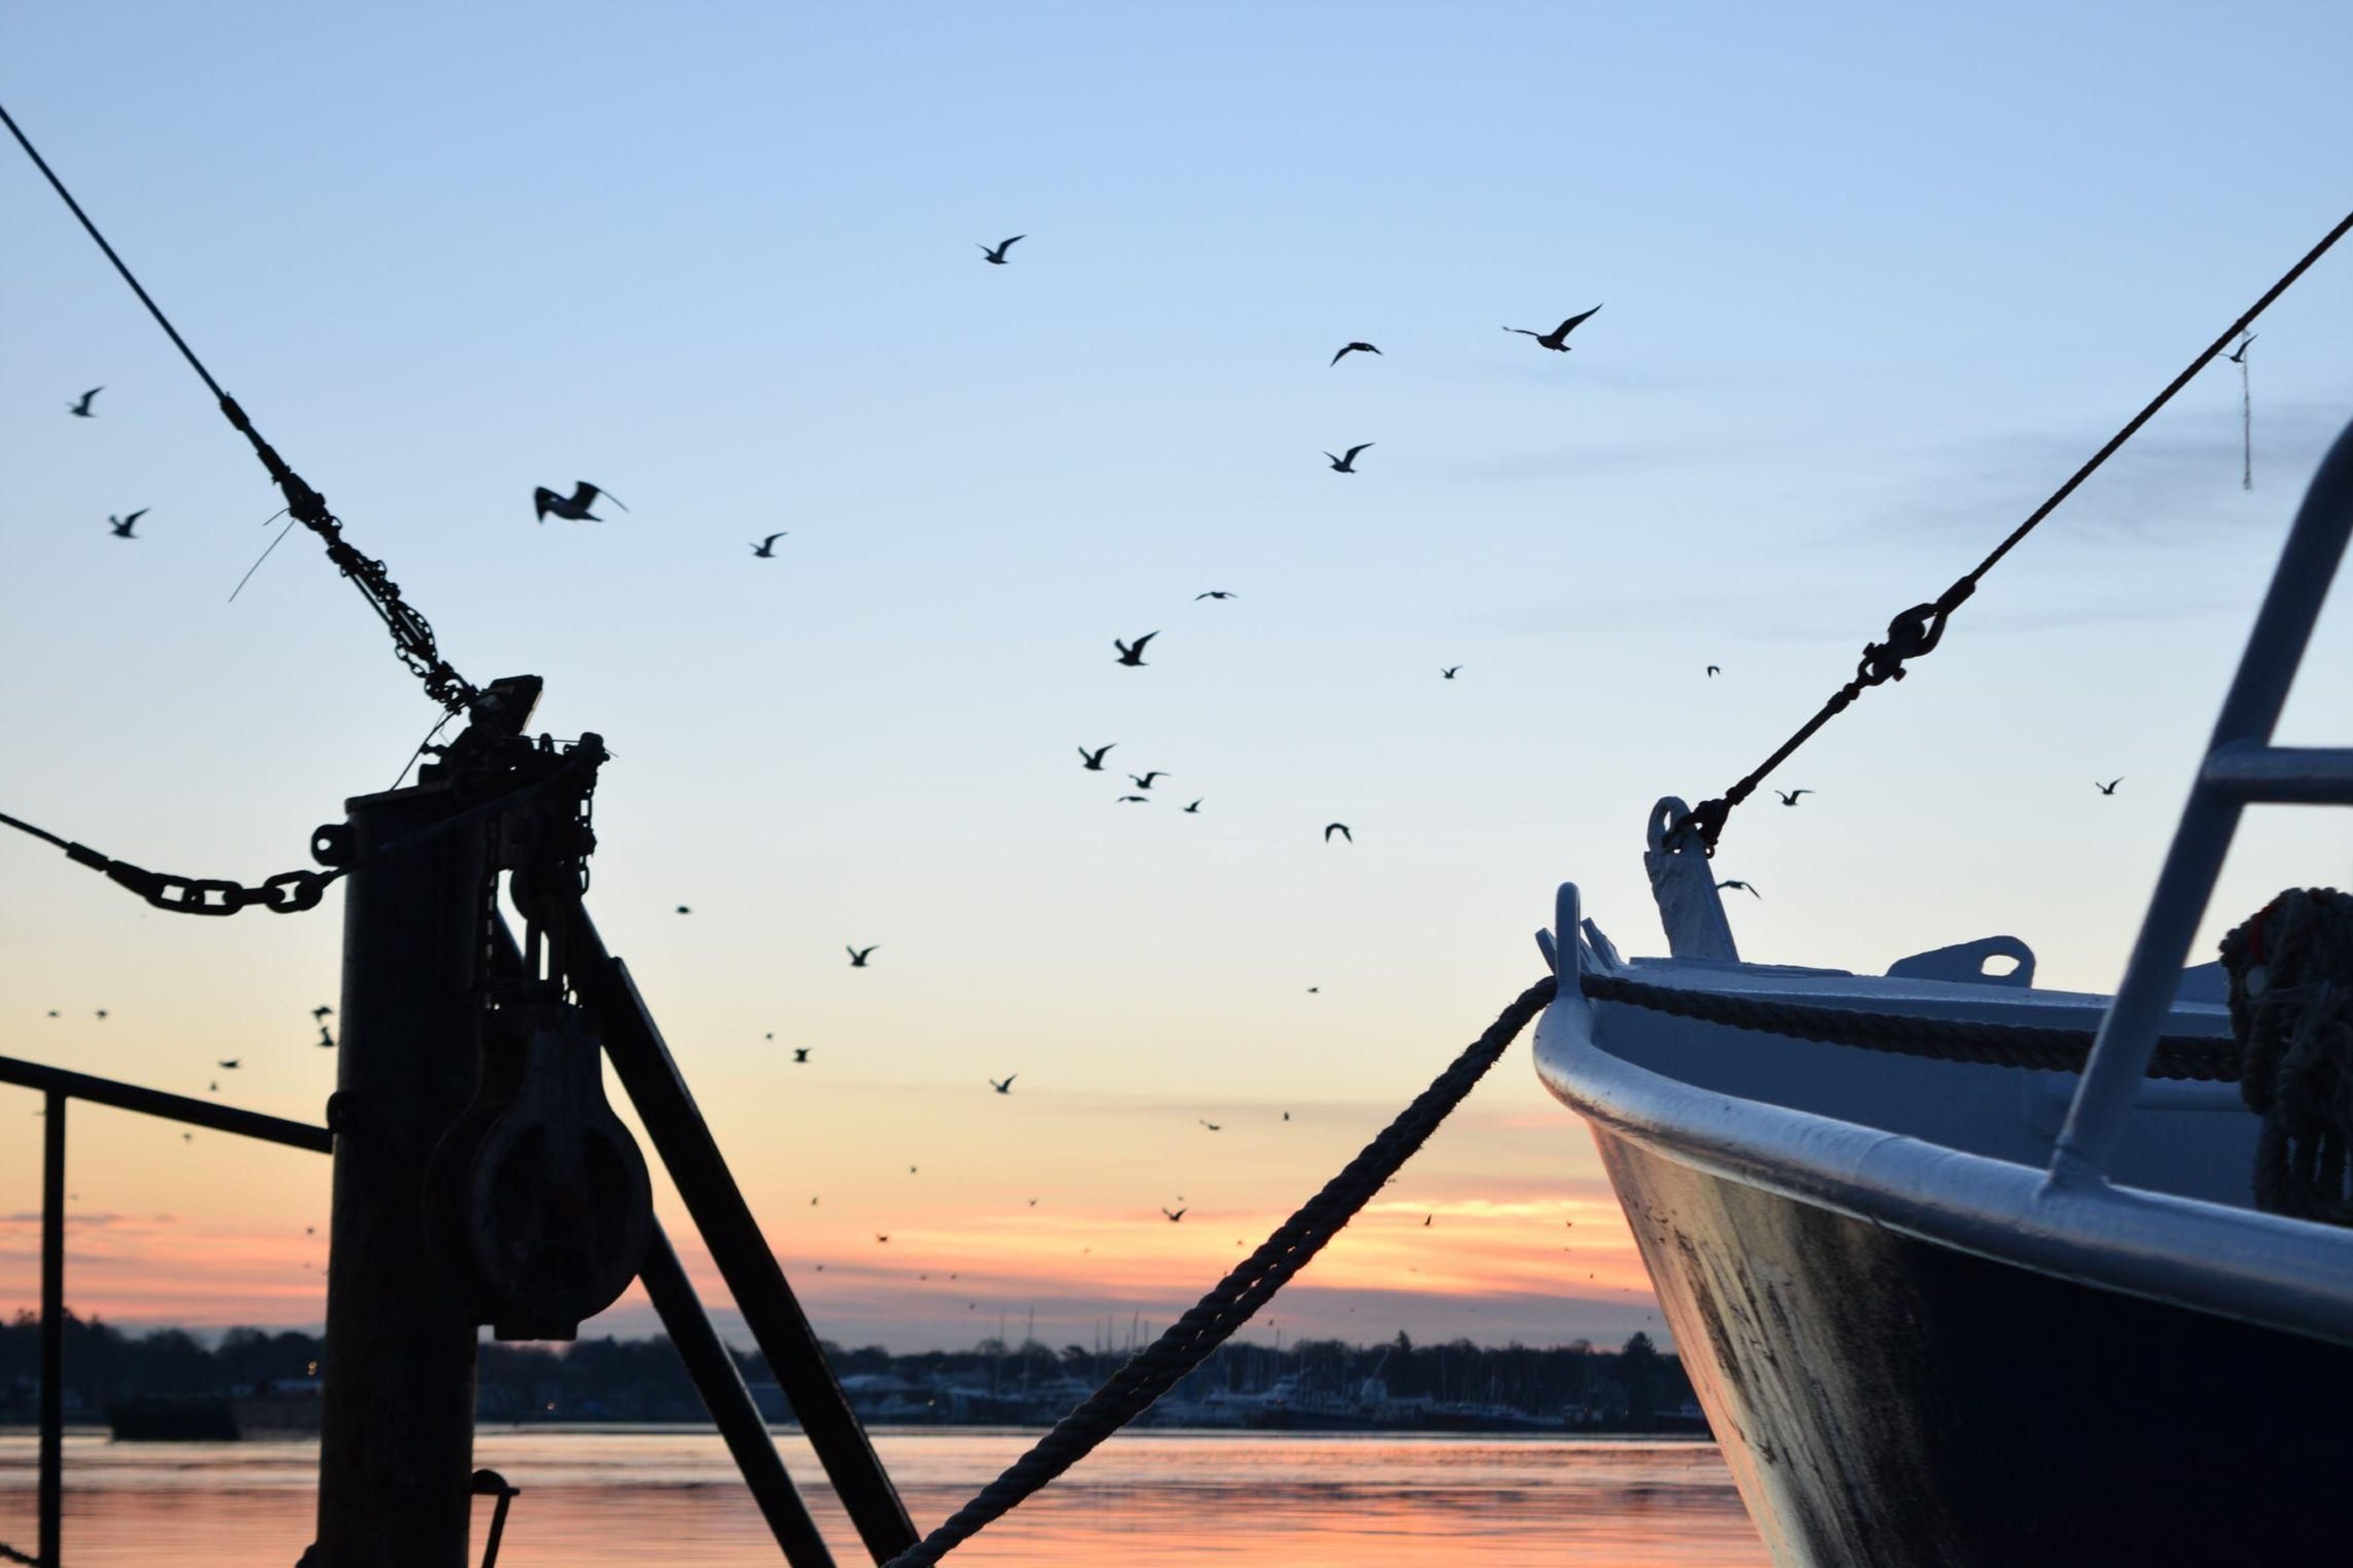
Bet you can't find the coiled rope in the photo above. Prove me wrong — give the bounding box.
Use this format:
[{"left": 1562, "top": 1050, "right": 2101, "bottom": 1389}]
[
  {"left": 882, "top": 975, "right": 1558, "bottom": 1567},
  {"left": 2222, "top": 888, "right": 2353, "bottom": 1222}
]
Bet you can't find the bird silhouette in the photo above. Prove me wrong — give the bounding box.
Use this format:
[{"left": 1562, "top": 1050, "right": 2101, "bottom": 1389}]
[
  {"left": 1503, "top": 306, "right": 1602, "bottom": 352},
  {"left": 1775, "top": 789, "right": 1813, "bottom": 806},
  {"left": 1183, "top": 800, "right": 1202, "bottom": 813},
  {"left": 108, "top": 509, "right": 148, "bottom": 539},
  {"left": 1199, "top": 1119, "right": 1222, "bottom": 1132},
  {"left": 2227, "top": 335, "right": 2256, "bottom": 365},
  {"left": 1078, "top": 743, "right": 1116, "bottom": 770},
  {"left": 1707, "top": 665, "right": 1721, "bottom": 677},
  {"left": 1306, "top": 986, "right": 1320, "bottom": 994},
  {"left": 978, "top": 235, "right": 1025, "bottom": 264},
  {"left": 1324, "top": 823, "right": 1352, "bottom": 843},
  {"left": 69, "top": 387, "right": 102, "bottom": 418},
  {"left": 793, "top": 1047, "right": 811, "bottom": 1064},
  {"left": 1116, "top": 795, "right": 1150, "bottom": 804},
  {"left": 208, "top": 1081, "right": 219, "bottom": 1094},
  {"left": 989, "top": 1074, "right": 1016, "bottom": 1094},
  {"left": 1330, "top": 342, "right": 1381, "bottom": 366},
  {"left": 317, "top": 1025, "right": 335, "bottom": 1048},
  {"left": 847, "top": 945, "right": 878, "bottom": 967},
  {"left": 751, "top": 532, "right": 787, "bottom": 557},
  {"left": 532, "top": 482, "right": 629, "bottom": 523},
  {"left": 94, "top": 1010, "right": 107, "bottom": 1021},
  {"left": 1423, "top": 1214, "right": 1433, "bottom": 1227},
  {"left": 1441, "top": 666, "right": 1460, "bottom": 680},
  {"left": 2095, "top": 778, "right": 2123, "bottom": 795},
  {"left": 218, "top": 1059, "right": 241, "bottom": 1070},
  {"left": 1195, "top": 590, "right": 1237, "bottom": 600},
  {"left": 312, "top": 1005, "right": 333, "bottom": 1021},
  {"left": 1129, "top": 771, "right": 1169, "bottom": 789},
  {"left": 1716, "top": 879, "right": 1762, "bottom": 899},
  {"left": 1324, "top": 443, "right": 1373, "bottom": 473},
  {"left": 675, "top": 905, "right": 692, "bottom": 915},
  {"left": 1162, "top": 1206, "right": 1187, "bottom": 1222},
  {"left": 875, "top": 1234, "right": 889, "bottom": 1243},
  {"left": 1282, "top": 1112, "right": 1290, "bottom": 1121},
  {"left": 1114, "top": 632, "right": 1158, "bottom": 667}
]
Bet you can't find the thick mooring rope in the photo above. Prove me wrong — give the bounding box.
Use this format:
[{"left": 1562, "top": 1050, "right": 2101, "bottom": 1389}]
[
  {"left": 881, "top": 976, "right": 1558, "bottom": 1568},
  {"left": 2222, "top": 888, "right": 2353, "bottom": 1223},
  {"left": 1579, "top": 972, "right": 2241, "bottom": 1082}
]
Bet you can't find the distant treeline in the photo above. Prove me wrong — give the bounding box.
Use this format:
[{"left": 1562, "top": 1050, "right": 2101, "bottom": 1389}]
[{"left": 1, "top": 1311, "right": 1692, "bottom": 1430}]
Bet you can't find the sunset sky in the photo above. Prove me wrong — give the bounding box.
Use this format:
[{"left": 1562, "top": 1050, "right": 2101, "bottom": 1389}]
[{"left": 4, "top": 3, "right": 2352, "bottom": 1355}]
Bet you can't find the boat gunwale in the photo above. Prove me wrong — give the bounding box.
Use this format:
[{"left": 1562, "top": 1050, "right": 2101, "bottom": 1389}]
[{"left": 1534, "top": 952, "right": 2353, "bottom": 1350}]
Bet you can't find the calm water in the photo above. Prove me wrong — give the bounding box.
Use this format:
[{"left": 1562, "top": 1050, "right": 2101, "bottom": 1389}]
[{"left": 0, "top": 1426, "right": 1768, "bottom": 1566}]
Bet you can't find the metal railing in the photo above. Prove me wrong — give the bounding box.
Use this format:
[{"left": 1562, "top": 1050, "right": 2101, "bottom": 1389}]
[
  {"left": 0, "top": 1053, "right": 332, "bottom": 1568},
  {"left": 2054, "top": 413, "right": 2353, "bottom": 1184}
]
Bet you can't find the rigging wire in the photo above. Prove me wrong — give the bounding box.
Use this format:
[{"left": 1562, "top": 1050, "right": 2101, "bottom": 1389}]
[
  {"left": 1675, "top": 207, "right": 2353, "bottom": 857},
  {"left": 0, "top": 97, "right": 479, "bottom": 716}
]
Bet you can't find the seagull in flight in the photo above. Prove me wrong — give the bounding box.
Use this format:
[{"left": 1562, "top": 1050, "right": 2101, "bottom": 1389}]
[
  {"left": 1503, "top": 306, "right": 1602, "bottom": 352},
  {"left": 2095, "top": 778, "right": 2123, "bottom": 795},
  {"left": 317, "top": 1025, "right": 335, "bottom": 1049},
  {"left": 312, "top": 1005, "right": 333, "bottom": 1021},
  {"left": 108, "top": 509, "right": 148, "bottom": 539},
  {"left": 1183, "top": 800, "right": 1202, "bottom": 813},
  {"left": 1078, "top": 743, "right": 1116, "bottom": 770},
  {"left": 1115, "top": 632, "right": 1158, "bottom": 667},
  {"left": 751, "top": 532, "right": 787, "bottom": 557},
  {"left": 1324, "top": 822, "right": 1352, "bottom": 843},
  {"left": 1195, "top": 590, "right": 1237, "bottom": 600},
  {"left": 1162, "top": 1206, "right": 1187, "bottom": 1222},
  {"left": 1116, "top": 795, "right": 1150, "bottom": 803},
  {"left": 2227, "top": 335, "right": 2256, "bottom": 365},
  {"left": 989, "top": 1074, "right": 1017, "bottom": 1094},
  {"left": 978, "top": 235, "right": 1025, "bottom": 265},
  {"left": 1325, "top": 443, "right": 1374, "bottom": 473},
  {"left": 1129, "top": 771, "right": 1169, "bottom": 789},
  {"left": 875, "top": 1234, "right": 889, "bottom": 1244},
  {"left": 1330, "top": 342, "right": 1381, "bottom": 366},
  {"left": 1707, "top": 665, "right": 1721, "bottom": 677},
  {"left": 1441, "top": 666, "right": 1460, "bottom": 680},
  {"left": 69, "top": 387, "right": 102, "bottom": 418},
  {"left": 675, "top": 905, "right": 692, "bottom": 915},
  {"left": 1199, "top": 1120, "right": 1222, "bottom": 1132},
  {"left": 533, "top": 482, "right": 628, "bottom": 523},
  {"left": 1716, "top": 879, "right": 1762, "bottom": 899},
  {"left": 793, "top": 1047, "right": 811, "bottom": 1064},
  {"left": 847, "top": 945, "right": 878, "bottom": 967},
  {"left": 1775, "top": 789, "right": 1813, "bottom": 806},
  {"left": 218, "top": 1059, "right": 241, "bottom": 1070}
]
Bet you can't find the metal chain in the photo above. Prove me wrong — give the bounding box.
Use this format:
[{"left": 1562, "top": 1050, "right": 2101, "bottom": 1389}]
[
  {"left": 1673, "top": 208, "right": 2353, "bottom": 857},
  {"left": 0, "top": 99, "right": 477, "bottom": 716}
]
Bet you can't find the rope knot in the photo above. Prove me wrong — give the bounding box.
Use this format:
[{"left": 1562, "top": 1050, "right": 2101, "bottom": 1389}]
[{"left": 2222, "top": 887, "right": 2353, "bottom": 1224}]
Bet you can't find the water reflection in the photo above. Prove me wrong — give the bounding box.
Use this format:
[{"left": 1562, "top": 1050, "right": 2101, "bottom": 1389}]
[{"left": 0, "top": 1428, "right": 1766, "bottom": 1566}]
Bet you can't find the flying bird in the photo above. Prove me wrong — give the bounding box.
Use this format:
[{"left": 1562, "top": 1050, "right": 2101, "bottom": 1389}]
[
  {"left": 2227, "top": 335, "right": 2256, "bottom": 365},
  {"left": 978, "top": 235, "right": 1025, "bottom": 264},
  {"left": 989, "top": 1075, "right": 1016, "bottom": 1094},
  {"left": 1078, "top": 743, "right": 1116, "bottom": 770},
  {"left": 1707, "top": 665, "right": 1721, "bottom": 678},
  {"left": 69, "top": 387, "right": 102, "bottom": 418},
  {"left": 1324, "top": 823, "right": 1352, "bottom": 843},
  {"left": 675, "top": 905, "right": 692, "bottom": 915},
  {"left": 875, "top": 1234, "right": 889, "bottom": 1244},
  {"left": 1324, "top": 443, "right": 1373, "bottom": 473},
  {"left": 793, "top": 1047, "right": 811, "bottom": 1064},
  {"left": 218, "top": 1059, "right": 241, "bottom": 1070},
  {"left": 1330, "top": 342, "right": 1381, "bottom": 366},
  {"left": 312, "top": 1005, "right": 333, "bottom": 1021},
  {"left": 1116, "top": 795, "right": 1150, "bottom": 803},
  {"left": 2096, "top": 778, "right": 2123, "bottom": 795},
  {"left": 317, "top": 1025, "right": 335, "bottom": 1049},
  {"left": 751, "top": 532, "right": 787, "bottom": 557},
  {"left": 532, "top": 482, "right": 629, "bottom": 523},
  {"left": 1129, "top": 771, "right": 1169, "bottom": 789},
  {"left": 94, "top": 1010, "right": 107, "bottom": 1021},
  {"left": 1199, "top": 1119, "right": 1222, "bottom": 1132},
  {"left": 1775, "top": 789, "right": 1813, "bottom": 806},
  {"left": 1195, "top": 590, "right": 1237, "bottom": 600},
  {"left": 1441, "top": 666, "right": 1460, "bottom": 680},
  {"left": 108, "top": 509, "right": 148, "bottom": 539},
  {"left": 1162, "top": 1206, "right": 1187, "bottom": 1222},
  {"left": 1183, "top": 800, "right": 1202, "bottom": 813},
  {"left": 1716, "top": 879, "right": 1762, "bottom": 899},
  {"left": 847, "top": 945, "right": 878, "bottom": 967},
  {"left": 1114, "top": 632, "right": 1158, "bottom": 666},
  {"left": 1423, "top": 1214, "right": 1433, "bottom": 1227},
  {"left": 1503, "top": 305, "right": 1602, "bottom": 352},
  {"left": 1306, "top": 986, "right": 1320, "bottom": 994}
]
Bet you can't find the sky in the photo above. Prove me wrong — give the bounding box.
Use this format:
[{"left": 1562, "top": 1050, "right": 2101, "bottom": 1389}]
[{"left": 3, "top": 2, "right": 2352, "bottom": 1356}]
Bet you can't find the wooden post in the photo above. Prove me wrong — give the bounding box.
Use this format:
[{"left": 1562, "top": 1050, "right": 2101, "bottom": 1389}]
[
  {"left": 314, "top": 781, "right": 486, "bottom": 1568},
  {"left": 38, "top": 1089, "right": 63, "bottom": 1568}
]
